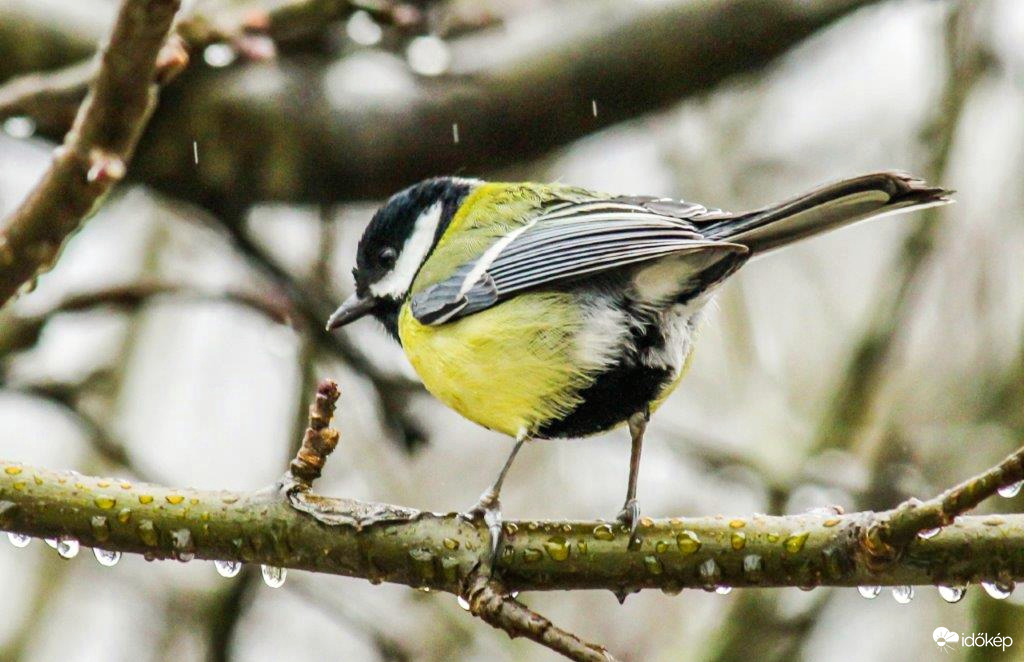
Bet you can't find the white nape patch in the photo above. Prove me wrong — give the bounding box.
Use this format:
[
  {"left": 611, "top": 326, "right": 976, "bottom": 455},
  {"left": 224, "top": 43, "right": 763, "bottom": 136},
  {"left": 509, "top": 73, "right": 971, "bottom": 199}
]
[
  {"left": 575, "top": 304, "right": 631, "bottom": 370},
  {"left": 370, "top": 201, "right": 444, "bottom": 298}
]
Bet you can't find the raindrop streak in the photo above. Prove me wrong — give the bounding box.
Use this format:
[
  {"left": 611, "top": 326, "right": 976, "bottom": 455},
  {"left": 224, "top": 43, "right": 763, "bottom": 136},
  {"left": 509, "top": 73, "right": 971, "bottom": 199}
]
[
  {"left": 457, "top": 596, "right": 470, "bottom": 611},
  {"left": 591, "top": 100, "right": 598, "bottom": 117},
  {"left": 93, "top": 548, "right": 121, "bottom": 567},
  {"left": 56, "top": 537, "right": 79, "bottom": 559},
  {"left": 7, "top": 532, "right": 30, "bottom": 548},
  {"left": 892, "top": 585, "right": 914, "bottom": 604},
  {"left": 215, "top": 560, "right": 242, "bottom": 578},
  {"left": 938, "top": 585, "right": 966, "bottom": 603},
  {"left": 261, "top": 565, "right": 287, "bottom": 588},
  {"left": 452, "top": 123, "right": 459, "bottom": 144},
  {"left": 982, "top": 580, "right": 1014, "bottom": 600},
  {"left": 203, "top": 43, "right": 237, "bottom": 68},
  {"left": 193, "top": 141, "right": 199, "bottom": 164},
  {"left": 857, "top": 585, "right": 881, "bottom": 599},
  {"left": 998, "top": 480, "right": 1023, "bottom": 498},
  {"left": 3, "top": 116, "right": 36, "bottom": 139},
  {"left": 918, "top": 527, "right": 940, "bottom": 540}
]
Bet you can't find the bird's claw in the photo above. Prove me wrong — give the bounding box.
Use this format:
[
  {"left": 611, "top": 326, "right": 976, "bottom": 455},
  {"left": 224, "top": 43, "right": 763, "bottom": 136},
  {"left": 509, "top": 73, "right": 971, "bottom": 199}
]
[
  {"left": 459, "top": 490, "right": 504, "bottom": 562},
  {"left": 617, "top": 498, "right": 641, "bottom": 550}
]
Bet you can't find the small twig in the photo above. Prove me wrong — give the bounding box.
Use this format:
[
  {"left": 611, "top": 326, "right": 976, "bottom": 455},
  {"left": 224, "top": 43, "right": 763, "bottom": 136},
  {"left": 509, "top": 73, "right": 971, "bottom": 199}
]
[
  {"left": 861, "top": 444, "right": 1024, "bottom": 567},
  {"left": 0, "top": 0, "right": 183, "bottom": 307},
  {"left": 288, "top": 379, "right": 341, "bottom": 489},
  {"left": 465, "top": 574, "right": 615, "bottom": 662}
]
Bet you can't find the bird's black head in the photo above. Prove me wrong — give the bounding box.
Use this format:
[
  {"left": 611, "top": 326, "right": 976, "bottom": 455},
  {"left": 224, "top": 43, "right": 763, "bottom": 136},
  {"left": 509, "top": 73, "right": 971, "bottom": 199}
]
[{"left": 326, "top": 177, "right": 479, "bottom": 337}]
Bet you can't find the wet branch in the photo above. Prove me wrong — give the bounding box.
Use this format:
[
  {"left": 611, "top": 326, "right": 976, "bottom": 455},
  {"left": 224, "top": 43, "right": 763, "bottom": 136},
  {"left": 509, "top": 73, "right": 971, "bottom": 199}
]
[
  {"left": 0, "top": 0, "right": 184, "bottom": 307},
  {"left": 3, "top": 383, "right": 1024, "bottom": 661}
]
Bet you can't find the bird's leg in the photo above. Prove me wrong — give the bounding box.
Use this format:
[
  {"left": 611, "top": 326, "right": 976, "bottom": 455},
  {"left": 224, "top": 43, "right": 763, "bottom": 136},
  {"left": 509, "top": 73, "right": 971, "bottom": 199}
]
[
  {"left": 617, "top": 410, "right": 649, "bottom": 548},
  {"left": 461, "top": 432, "right": 529, "bottom": 559}
]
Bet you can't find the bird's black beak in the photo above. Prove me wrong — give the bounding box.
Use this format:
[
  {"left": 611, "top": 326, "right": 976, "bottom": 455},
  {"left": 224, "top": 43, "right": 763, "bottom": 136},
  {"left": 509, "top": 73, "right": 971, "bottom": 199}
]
[{"left": 325, "top": 294, "right": 375, "bottom": 330}]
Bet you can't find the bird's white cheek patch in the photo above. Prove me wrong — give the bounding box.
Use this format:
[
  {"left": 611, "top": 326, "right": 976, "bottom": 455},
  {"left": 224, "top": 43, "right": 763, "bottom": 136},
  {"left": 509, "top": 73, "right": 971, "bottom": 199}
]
[{"left": 370, "top": 201, "right": 443, "bottom": 298}]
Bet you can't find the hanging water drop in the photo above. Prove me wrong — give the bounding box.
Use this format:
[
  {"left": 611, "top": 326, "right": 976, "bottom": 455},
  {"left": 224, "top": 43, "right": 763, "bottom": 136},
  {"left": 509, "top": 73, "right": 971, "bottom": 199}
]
[
  {"left": 457, "top": 595, "right": 470, "bottom": 611},
  {"left": 982, "top": 580, "right": 1014, "bottom": 600},
  {"left": 938, "top": 585, "right": 966, "bottom": 603},
  {"left": 93, "top": 548, "right": 121, "bottom": 567},
  {"left": 56, "top": 537, "right": 79, "bottom": 559},
  {"left": 44, "top": 537, "right": 58, "bottom": 549},
  {"left": 998, "top": 480, "right": 1023, "bottom": 498},
  {"left": 7, "top": 532, "right": 30, "bottom": 548},
  {"left": 892, "top": 585, "right": 914, "bottom": 604},
  {"left": 215, "top": 560, "right": 242, "bottom": 578},
  {"left": 714, "top": 585, "right": 732, "bottom": 595},
  {"left": 261, "top": 564, "right": 287, "bottom": 588},
  {"left": 857, "top": 585, "right": 881, "bottom": 599}
]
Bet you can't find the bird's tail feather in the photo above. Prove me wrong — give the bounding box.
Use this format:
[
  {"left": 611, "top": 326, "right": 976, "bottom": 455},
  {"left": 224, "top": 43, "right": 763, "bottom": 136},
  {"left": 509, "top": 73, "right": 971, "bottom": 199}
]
[{"left": 700, "top": 172, "right": 953, "bottom": 255}]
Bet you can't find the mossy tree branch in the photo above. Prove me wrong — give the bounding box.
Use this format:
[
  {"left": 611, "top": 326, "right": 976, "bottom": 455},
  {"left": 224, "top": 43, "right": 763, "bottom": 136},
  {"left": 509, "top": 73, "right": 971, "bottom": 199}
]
[{"left": 2, "top": 381, "right": 1024, "bottom": 661}]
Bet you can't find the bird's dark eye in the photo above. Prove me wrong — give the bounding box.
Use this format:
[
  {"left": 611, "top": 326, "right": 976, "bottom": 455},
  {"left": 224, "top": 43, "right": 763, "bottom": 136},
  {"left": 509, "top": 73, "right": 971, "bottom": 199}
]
[{"left": 377, "top": 246, "right": 397, "bottom": 268}]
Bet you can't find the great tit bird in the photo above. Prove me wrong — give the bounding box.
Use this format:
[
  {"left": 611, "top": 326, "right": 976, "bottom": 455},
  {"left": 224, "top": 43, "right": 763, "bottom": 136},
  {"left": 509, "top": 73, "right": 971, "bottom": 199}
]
[{"left": 327, "top": 172, "right": 950, "bottom": 546}]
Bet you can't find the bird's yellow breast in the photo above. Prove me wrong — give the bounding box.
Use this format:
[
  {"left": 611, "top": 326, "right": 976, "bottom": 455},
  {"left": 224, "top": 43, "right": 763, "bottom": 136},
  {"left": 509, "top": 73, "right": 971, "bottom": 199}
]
[{"left": 398, "top": 292, "right": 598, "bottom": 437}]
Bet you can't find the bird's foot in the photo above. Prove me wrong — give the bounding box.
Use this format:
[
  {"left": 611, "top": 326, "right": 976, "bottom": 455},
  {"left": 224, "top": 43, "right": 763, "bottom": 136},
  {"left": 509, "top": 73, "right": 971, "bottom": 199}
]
[
  {"left": 459, "top": 489, "right": 504, "bottom": 563},
  {"left": 616, "top": 498, "right": 641, "bottom": 550}
]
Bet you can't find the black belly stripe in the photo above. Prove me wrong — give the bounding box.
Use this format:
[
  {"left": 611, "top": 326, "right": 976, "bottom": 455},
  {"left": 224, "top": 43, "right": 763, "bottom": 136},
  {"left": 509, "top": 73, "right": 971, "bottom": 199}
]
[{"left": 537, "top": 363, "right": 673, "bottom": 439}]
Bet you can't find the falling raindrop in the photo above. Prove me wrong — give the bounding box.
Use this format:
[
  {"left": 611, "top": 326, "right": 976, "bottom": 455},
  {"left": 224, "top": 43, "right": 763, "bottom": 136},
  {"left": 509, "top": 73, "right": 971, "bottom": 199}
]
[
  {"left": 918, "top": 527, "right": 940, "bottom": 539},
  {"left": 346, "top": 10, "right": 383, "bottom": 46},
  {"left": 892, "top": 585, "right": 914, "bottom": 604},
  {"left": 982, "top": 580, "right": 1014, "bottom": 600},
  {"left": 261, "top": 564, "right": 287, "bottom": 588},
  {"left": 857, "top": 585, "right": 881, "bottom": 599},
  {"left": 998, "top": 480, "right": 1023, "bottom": 498},
  {"left": 215, "top": 560, "right": 242, "bottom": 578},
  {"left": 3, "top": 116, "right": 36, "bottom": 139},
  {"left": 56, "top": 537, "right": 79, "bottom": 559},
  {"left": 457, "top": 595, "right": 470, "bottom": 611},
  {"left": 406, "top": 36, "right": 451, "bottom": 76},
  {"left": 93, "top": 548, "right": 121, "bottom": 567},
  {"left": 7, "top": 532, "right": 30, "bottom": 548},
  {"left": 203, "top": 43, "right": 237, "bottom": 68},
  {"left": 452, "top": 123, "right": 459, "bottom": 144},
  {"left": 591, "top": 100, "right": 598, "bottom": 117},
  {"left": 938, "top": 585, "right": 966, "bottom": 603}
]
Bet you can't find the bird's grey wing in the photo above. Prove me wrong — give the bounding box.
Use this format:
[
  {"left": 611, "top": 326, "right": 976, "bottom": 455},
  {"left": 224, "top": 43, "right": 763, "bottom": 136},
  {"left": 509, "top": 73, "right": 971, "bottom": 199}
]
[{"left": 410, "top": 198, "right": 746, "bottom": 325}]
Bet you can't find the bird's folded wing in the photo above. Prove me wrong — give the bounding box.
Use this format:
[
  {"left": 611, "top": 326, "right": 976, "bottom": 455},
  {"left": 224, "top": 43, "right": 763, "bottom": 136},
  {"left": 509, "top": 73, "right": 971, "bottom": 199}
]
[{"left": 410, "top": 199, "right": 746, "bottom": 325}]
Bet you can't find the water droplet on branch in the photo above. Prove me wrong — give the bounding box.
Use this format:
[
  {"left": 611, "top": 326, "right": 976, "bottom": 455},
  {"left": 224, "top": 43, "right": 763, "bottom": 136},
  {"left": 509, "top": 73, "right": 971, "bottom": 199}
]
[
  {"left": 261, "top": 565, "right": 287, "bottom": 588},
  {"left": 982, "top": 580, "right": 1014, "bottom": 600},
  {"left": 938, "top": 585, "right": 966, "bottom": 603},
  {"left": 998, "top": 480, "right": 1023, "bottom": 498},
  {"left": 56, "top": 537, "right": 79, "bottom": 559},
  {"left": 93, "top": 548, "right": 121, "bottom": 567},
  {"left": 7, "top": 532, "right": 30, "bottom": 548},
  {"left": 215, "top": 560, "right": 242, "bottom": 578},
  {"left": 857, "top": 585, "right": 881, "bottom": 599},
  {"left": 892, "top": 585, "right": 914, "bottom": 604}
]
